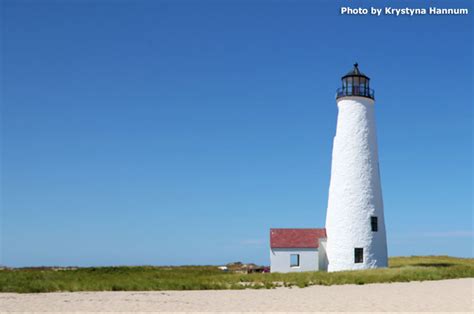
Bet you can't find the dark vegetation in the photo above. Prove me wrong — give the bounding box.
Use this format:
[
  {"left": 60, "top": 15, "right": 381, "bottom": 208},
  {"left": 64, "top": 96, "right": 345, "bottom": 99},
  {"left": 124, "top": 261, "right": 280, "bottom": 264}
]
[{"left": 0, "top": 256, "right": 472, "bottom": 293}]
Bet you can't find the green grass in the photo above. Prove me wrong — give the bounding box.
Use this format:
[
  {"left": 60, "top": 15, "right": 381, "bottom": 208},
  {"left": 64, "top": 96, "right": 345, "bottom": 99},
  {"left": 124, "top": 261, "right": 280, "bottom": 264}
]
[{"left": 0, "top": 256, "right": 472, "bottom": 293}]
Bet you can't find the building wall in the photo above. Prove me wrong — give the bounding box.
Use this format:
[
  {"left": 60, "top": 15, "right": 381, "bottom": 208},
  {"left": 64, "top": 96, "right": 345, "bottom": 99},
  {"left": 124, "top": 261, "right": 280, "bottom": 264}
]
[
  {"left": 318, "top": 239, "right": 328, "bottom": 271},
  {"left": 270, "top": 248, "right": 319, "bottom": 273},
  {"left": 325, "top": 96, "right": 388, "bottom": 272}
]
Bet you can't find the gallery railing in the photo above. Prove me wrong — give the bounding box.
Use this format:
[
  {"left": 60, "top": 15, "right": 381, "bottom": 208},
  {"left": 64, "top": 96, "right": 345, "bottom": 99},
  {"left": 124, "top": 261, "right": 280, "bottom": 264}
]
[{"left": 336, "top": 87, "right": 375, "bottom": 100}]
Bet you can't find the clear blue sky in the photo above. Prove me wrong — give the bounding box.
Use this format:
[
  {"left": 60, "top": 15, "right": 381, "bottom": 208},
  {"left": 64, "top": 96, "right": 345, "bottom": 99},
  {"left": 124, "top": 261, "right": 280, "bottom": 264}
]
[{"left": 1, "top": 0, "right": 472, "bottom": 267}]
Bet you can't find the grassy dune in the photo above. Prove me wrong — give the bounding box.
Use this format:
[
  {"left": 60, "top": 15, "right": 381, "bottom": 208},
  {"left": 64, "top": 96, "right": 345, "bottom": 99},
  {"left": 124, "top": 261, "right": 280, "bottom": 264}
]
[{"left": 0, "top": 256, "right": 472, "bottom": 293}]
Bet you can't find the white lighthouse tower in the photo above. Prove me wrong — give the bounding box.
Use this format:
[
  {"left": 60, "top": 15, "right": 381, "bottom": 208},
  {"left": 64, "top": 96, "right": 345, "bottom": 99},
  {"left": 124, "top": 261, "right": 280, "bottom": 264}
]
[{"left": 325, "top": 63, "right": 388, "bottom": 272}]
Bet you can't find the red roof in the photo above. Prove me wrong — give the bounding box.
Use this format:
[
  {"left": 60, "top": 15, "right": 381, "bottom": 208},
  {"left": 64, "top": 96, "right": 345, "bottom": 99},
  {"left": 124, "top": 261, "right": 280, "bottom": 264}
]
[{"left": 270, "top": 228, "right": 326, "bottom": 249}]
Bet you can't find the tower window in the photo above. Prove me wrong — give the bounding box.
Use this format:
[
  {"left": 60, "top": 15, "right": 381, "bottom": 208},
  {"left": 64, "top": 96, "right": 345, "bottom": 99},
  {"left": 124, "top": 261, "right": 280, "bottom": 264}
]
[
  {"left": 354, "top": 248, "right": 363, "bottom": 263},
  {"left": 371, "top": 216, "right": 378, "bottom": 232},
  {"left": 290, "top": 254, "right": 300, "bottom": 267}
]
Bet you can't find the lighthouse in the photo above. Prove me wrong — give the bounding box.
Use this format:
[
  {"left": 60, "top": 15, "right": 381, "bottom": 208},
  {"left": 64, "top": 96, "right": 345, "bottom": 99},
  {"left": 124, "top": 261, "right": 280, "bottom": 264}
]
[{"left": 325, "top": 63, "right": 388, "bottom": 272}]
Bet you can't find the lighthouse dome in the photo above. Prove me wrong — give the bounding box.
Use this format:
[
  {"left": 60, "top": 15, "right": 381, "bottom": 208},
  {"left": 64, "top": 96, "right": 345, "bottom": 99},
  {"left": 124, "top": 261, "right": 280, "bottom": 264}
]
[{"left": 342, "top": 62, "right": 369, "bottom": 79}]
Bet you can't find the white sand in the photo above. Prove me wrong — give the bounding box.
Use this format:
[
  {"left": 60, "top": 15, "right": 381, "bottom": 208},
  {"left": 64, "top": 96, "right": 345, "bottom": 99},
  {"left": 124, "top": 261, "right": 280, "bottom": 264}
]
[{"left": 0, "top": 278, "right": 472, "bottom": 313}]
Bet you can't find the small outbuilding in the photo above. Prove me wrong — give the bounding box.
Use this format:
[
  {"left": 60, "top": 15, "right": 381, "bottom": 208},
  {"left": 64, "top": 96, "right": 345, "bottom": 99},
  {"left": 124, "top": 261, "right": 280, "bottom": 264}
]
[{"left": 270, "top": 228, "right": 328, "bottom": 273}]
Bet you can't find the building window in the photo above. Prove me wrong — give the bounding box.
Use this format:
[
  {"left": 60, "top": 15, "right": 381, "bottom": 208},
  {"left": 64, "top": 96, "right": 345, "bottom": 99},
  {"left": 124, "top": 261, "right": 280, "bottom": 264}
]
[
  {"left": 371, "top": 216, "right": 378, "bottom": 232},
  {"left": 290, "top": 254, "right": 300, "bottom": 267},
  {"left": 354, "top": 248, "right": 363, "bottom": 263}
]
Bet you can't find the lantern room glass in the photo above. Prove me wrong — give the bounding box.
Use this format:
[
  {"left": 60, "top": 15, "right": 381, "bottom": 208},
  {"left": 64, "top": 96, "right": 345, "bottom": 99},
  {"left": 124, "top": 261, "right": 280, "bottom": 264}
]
[
  {"left": 342, "top": 76, "right": 369, "bottom": 94},
  {"left": 337, "top": 64, "right": 374, "bottom": 100}
]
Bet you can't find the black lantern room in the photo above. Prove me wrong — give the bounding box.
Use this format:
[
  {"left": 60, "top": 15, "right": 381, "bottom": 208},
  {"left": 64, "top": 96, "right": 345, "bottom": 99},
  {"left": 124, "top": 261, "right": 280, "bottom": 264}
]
[{"left": 336, "top": 63, "right": 375, "bottom": 100}]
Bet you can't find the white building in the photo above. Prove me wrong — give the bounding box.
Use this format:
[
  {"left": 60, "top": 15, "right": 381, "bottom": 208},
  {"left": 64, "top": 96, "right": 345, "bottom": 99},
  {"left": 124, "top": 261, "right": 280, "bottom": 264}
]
[
  {"left": 270, "top": 228, "right": 328, "bottom": 273},
  {"left": 325, "top": 63, "right": 388, "bottom": 272},
  {"left": 269, "top": 64, "right": 388, "bottom": 273}
]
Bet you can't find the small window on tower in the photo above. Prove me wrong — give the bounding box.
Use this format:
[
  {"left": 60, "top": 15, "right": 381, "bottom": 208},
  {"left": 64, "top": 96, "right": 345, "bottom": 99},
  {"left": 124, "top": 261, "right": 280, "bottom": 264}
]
[
  {"left": 354, "top": 248, "right": 363, "bottom": 263},
  {"left": 290, "top": 254, "right": 300, "bottom": 267},
  {"left": 371, "top": 216, "right": 378, "bottom": 232}
]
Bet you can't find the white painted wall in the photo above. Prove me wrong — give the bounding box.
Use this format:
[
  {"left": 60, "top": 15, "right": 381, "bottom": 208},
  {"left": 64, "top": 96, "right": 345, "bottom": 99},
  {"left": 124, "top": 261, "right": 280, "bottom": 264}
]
[
  {"left": 318, "top": 239, "right": 328, "bottom": 271},
  {"left": 270, "top": 248, "right": 319, "bottom": 273},
  {"left": 325, "top": 96, "right": 388, "bottom": 272}
]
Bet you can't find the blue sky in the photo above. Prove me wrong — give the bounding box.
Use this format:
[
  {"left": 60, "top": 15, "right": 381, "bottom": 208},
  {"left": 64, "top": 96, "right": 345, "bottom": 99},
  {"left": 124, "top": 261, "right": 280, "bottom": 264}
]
[{"left": 1, "top": 0, "right": 472, "bottom": 267}]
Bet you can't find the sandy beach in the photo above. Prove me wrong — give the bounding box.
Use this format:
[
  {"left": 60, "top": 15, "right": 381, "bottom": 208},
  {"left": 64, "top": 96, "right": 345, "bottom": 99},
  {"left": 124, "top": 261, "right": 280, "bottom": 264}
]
[{"left": 0, "top": 278, "right": 472, "bottom": 312}]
